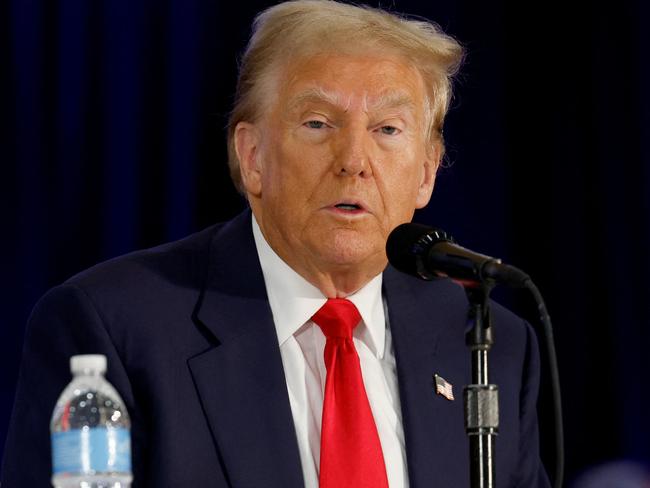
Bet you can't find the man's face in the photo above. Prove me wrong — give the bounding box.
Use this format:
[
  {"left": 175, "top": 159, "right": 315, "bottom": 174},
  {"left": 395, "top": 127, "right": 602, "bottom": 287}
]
[{"left": 236, "top": 52, "right": 437, "bottom": 287}]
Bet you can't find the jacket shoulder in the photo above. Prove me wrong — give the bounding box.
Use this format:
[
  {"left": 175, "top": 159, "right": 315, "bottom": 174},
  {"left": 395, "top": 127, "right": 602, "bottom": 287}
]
[{"left": 64, "top": 222, "right": 223, "bottom": 295}]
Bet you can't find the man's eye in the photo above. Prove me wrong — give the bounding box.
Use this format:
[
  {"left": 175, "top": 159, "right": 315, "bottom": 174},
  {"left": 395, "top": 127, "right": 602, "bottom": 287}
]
[
  {"left": 379, "top": 125, "right": 399, "bottom": 135},
  {"left": 305, "top": 120, "right": 327, "bottom": 129}
]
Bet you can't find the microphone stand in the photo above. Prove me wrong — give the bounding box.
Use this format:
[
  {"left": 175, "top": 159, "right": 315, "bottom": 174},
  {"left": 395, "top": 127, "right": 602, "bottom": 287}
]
[{"left": 463, "top": 282, "right": 499, "bottom": 488}]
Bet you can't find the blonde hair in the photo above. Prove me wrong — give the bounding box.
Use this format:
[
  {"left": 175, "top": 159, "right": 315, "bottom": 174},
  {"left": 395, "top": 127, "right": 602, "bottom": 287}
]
[{"left": 227, "top": 0, "right": 464, "bottom": 193}]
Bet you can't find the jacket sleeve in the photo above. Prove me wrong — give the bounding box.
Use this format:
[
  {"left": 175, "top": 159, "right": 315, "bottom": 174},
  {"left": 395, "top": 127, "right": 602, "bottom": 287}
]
[
  {"left": 0, "top": 283, "right": 144, "bottom": 486},
  {"left": 512, "top": 320, "right": 553, "bottom": 488}
]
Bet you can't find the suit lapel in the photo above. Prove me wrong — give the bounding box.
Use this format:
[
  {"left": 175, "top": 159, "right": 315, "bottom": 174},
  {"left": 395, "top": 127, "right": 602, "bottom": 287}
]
[
  {"left": 384, "top": 267, "right": 472, "bottom": 488},
  {"left": 188, "top": 211, "right": 304, "bottom": 488}
]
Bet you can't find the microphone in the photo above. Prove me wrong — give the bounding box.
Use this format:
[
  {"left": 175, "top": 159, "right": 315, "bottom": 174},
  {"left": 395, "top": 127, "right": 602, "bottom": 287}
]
[{"left": 386, "top": 222, "right": 530, "bottom": 287}]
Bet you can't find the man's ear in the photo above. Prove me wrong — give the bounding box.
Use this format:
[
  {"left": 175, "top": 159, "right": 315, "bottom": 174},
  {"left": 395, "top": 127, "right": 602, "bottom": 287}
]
[
  {"left": 414, "top": 146, "right": 440, "bottom": 209},
  {"left": 234, "top": 121, "right": 263, "bottom": 197}
]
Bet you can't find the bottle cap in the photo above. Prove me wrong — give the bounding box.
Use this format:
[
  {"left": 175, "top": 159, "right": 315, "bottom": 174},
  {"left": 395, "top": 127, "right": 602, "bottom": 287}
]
[{"left": 70, "top": 354, "right": 107, "bottom": 374}]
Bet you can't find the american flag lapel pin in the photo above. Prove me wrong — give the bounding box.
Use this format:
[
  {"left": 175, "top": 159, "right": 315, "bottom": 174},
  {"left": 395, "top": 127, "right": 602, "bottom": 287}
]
[{"left": 433, "top": 374, "right": 455, "bottom": 401}]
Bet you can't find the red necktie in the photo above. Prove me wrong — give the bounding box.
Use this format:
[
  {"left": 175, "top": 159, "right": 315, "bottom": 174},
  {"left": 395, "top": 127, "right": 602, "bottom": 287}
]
[{"left": 311, "top": 298, "right": 389, "bottom": 488}]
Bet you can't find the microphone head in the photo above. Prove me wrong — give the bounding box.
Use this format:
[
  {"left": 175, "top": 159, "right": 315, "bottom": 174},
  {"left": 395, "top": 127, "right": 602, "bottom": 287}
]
[
  {"left": 386, "top": 223, "right": 455, "bottom": 280},
  {"left": 387, "top": 222, "right": 531, "bottom": 287}
]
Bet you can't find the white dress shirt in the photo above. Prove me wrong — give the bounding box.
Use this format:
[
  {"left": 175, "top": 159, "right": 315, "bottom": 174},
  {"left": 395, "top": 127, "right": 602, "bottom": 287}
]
[{"left": 252, "top": 216, "right": 409, "bottom": 488}]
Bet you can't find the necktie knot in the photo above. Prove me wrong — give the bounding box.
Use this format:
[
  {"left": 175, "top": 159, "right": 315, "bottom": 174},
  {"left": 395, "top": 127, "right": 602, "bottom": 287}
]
[{"left": 311, "top": 298, "right": 361, "bottom": 339}]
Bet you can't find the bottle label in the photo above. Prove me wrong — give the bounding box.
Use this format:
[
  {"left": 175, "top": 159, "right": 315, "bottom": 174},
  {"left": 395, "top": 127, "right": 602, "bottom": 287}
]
[{"left": 51, "top": 427, "right": 131, "bottom": 474}]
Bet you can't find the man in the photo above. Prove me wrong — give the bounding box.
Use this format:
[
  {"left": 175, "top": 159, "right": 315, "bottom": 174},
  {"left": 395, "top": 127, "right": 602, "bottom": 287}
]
[{"left": 2, "top": 1, "right": 550, "bottom": 487}]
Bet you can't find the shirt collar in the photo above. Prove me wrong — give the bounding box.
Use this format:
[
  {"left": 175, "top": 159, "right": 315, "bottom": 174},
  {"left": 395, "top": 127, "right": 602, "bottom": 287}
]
[{"left": 251, "top": 215, "right": 386, "bottom": 358}]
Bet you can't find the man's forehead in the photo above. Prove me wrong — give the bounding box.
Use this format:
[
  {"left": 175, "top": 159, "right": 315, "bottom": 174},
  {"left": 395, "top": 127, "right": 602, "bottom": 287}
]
[
  {"left": 271, "top": 51, "right": 425, "bottom": 111},
  {"left": 286, "top": 86, "right": 419, "bottom": 113}
]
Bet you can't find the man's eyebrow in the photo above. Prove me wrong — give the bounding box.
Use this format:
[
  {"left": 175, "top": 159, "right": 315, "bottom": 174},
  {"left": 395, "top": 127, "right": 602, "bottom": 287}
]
[
  {"left": 287, "top": 87, "right": 345, "bottom": 111},
  {"left": 365, "top": 91, "right": 417, "bottom": 113}
]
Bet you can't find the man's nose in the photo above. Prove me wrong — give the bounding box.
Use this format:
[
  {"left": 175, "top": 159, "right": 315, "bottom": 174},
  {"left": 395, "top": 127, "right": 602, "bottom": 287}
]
[{"left": 334, "top": 125, "right": 373, "bottom": 177}]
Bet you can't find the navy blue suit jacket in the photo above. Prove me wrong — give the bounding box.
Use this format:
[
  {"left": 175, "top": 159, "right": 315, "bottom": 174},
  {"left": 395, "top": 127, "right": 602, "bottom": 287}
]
[{"left": 2, "top": 211, "right": 550, "bottom": 487}]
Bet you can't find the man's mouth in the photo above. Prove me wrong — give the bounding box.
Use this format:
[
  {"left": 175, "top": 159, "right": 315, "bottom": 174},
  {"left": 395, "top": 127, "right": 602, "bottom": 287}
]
[{"left": 335, "top": 203, "right": 362, "bottom": 211}]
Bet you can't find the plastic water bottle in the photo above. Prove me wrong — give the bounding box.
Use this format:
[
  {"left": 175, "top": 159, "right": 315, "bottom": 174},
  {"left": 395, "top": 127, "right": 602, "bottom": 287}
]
[{"left": 50, "top": 354, "right": 132, "bottom": 488}]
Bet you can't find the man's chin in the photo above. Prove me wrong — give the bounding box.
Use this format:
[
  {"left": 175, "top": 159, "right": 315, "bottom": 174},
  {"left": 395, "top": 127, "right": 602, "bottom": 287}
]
[{"left": 310, "top": 237, "right": 385, "bottom": 272}]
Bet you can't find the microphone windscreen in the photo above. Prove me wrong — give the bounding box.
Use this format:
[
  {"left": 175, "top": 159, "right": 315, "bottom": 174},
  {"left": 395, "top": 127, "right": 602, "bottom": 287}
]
[{"left": 386, "top": 223, "right": 453, "bottom": 278}]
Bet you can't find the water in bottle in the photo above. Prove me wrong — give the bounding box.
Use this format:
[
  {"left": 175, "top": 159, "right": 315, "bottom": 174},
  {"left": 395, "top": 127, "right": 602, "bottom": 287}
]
[{"left": 50, "top": 354, "right": 132, "bottom": 488}]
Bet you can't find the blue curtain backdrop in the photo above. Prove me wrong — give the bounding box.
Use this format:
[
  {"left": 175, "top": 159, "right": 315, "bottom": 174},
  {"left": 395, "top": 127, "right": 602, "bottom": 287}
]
[{"left": 2, "top": 0, "right": 649, "bottom": 483}]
